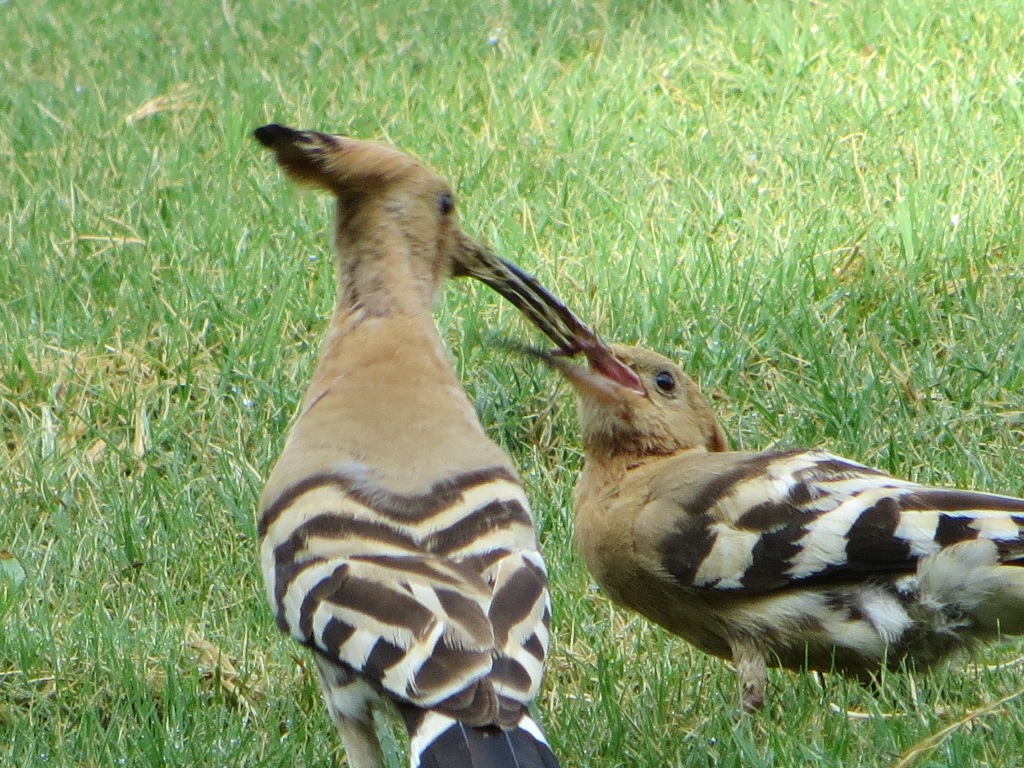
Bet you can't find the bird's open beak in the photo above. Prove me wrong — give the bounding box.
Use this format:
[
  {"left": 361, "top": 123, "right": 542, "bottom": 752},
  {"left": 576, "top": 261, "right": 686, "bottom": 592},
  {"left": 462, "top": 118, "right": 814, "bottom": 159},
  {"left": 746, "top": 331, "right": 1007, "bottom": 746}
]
[
  {"left": 453, "top": 234, "right": 645, "bottom": 395},
  {"left": 500, "top": 341, "right": 646, "bottom": 402},
  {"left": 578, "top": 347, "right": 647, "bottom": 396},
  {"left": 548, "top": 352, "right": 647, "bottom": 402}
]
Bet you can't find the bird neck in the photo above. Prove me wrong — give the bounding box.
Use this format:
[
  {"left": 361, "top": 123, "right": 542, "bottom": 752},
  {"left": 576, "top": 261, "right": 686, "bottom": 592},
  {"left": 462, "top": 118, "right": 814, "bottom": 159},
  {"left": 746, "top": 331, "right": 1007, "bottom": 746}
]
[
  {"left": 580, "top": 447, "right": 661, "bottom": 482},
  {"left": 580, "top": 424, "right": 683, "bottom": 466},
  {"left": 332, "top": 202, "right": 444, "bottom": 318},
  {"left": 277, "top": 302, "right": 503, "bottom": 498},
  {"left": 333, "top": 239, "right": 439, "bottom": 318}
]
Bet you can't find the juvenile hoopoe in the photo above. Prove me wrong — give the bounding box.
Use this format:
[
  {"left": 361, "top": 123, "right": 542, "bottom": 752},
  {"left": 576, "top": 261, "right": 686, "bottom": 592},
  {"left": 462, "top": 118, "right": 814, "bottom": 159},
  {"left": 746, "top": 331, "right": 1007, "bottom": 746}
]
[
  {"left": 516, "top": 336, "right": 1024, "bottom": 712},
  {"left": 253, "top": 123, "right": 567, "bottom": 768}
]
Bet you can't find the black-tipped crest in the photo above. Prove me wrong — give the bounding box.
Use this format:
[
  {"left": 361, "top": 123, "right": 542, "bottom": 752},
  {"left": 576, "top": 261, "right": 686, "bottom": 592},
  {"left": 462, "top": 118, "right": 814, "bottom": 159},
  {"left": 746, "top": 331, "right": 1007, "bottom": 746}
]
[
  {"left": 253, "top": 122, "right": 305, "bottom": 148},
  {"left": 253, "top": 122, "right": 423, "bottom": 195}
]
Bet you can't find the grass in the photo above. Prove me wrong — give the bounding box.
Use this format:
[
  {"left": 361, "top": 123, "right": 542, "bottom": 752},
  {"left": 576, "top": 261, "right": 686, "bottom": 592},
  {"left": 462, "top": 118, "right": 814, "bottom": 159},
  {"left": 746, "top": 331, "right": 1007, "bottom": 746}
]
[{"left": 4, "top": 0, "right": 1024, "bottom": 765}]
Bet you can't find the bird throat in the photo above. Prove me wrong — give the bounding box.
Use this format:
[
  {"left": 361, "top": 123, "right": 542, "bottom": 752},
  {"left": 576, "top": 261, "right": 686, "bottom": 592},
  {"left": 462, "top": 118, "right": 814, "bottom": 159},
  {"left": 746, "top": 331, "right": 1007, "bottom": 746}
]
[{"left": 333, "top": 235, "right": 439, "bottom": 320}]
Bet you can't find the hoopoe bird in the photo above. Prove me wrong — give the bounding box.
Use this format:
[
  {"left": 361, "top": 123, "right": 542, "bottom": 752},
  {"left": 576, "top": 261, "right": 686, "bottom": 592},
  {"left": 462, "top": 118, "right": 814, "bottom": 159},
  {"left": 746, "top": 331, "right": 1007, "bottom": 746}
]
[
  {"left": 513, "top": 333, "right": 1024, "bottom": 712},
  {"left": 253, "top": 123, "right": 564, "bottom": 768}
]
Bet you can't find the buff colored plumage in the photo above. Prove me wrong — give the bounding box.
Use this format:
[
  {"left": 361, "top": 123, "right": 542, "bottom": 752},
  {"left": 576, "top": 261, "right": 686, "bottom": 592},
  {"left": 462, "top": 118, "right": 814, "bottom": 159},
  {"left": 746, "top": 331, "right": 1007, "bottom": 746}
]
[
  {"left": 253, "top": 124, "right": 563, "bottom": 768},
  {"left": 539, "top": 343, "right": 1024, "bottom": 711}
]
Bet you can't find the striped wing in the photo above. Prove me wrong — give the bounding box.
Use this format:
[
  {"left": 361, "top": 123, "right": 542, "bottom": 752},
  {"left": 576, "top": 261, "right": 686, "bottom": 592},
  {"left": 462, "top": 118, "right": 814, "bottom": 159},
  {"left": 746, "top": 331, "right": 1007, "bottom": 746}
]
[
  {"left": 657, "top": 449, "right": 1024, "bottom": 595},
  {"left": 259, "top": 465, "right": 551, "bottom": 725}
]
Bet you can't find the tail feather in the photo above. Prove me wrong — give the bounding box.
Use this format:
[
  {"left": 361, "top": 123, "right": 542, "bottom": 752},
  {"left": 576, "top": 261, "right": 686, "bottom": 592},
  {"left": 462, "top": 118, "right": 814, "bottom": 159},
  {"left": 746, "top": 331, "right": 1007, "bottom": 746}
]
[
  {"left": 407, "top": 710, "right": 560, "bottom": 768},
  {"left": 919, "top": 539, "right": 1024, "bottom": 635}
]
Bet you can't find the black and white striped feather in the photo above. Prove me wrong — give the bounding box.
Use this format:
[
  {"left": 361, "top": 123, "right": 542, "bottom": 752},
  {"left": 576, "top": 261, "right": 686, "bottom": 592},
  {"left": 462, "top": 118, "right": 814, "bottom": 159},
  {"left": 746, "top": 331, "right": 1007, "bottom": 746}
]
[
  {"left": 259, "top": 465, "right": 557, "bottom": 766},
  {"left": 259, "top": 466, "right": 551, "bottom": 723},
  {"left": 657, "top": 449, "right": 1024, "bottom": 597}
]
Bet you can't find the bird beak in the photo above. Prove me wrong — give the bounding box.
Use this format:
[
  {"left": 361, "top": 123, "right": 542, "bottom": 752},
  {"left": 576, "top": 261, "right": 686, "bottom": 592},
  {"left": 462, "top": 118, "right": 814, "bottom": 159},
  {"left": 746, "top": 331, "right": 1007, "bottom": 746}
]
[
  {"left": 452, "top": 234, "right": 645, "bottom": 394},
  {"left": 452, "top": 234, "right": 592, "bottom": 356},
  {"left": 550, "top": 349, "right": 647, "bottom": 401},
  {"left": 502, "top": 342, "right": 646, "bottom": 401}
]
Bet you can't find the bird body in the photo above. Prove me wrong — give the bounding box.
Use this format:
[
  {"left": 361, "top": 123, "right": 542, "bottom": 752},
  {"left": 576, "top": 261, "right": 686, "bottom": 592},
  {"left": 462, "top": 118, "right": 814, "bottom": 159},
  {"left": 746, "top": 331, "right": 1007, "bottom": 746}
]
[
  {"left": 536, "top": 343, "right": 1024, "bottom": 710},
  {"left": 254, "top": 124, "right": 559, "bottom": 767},
  {"left": 260, "top": 313, "right": 506, "bottom": 500}
]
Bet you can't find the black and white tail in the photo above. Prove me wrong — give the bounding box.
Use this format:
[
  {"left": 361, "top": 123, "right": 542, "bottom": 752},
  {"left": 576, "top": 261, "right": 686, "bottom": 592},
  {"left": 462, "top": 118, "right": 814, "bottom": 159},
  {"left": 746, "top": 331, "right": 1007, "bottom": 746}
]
[{"left": 406, "top": 710, "right": 560, "bottom": 768}]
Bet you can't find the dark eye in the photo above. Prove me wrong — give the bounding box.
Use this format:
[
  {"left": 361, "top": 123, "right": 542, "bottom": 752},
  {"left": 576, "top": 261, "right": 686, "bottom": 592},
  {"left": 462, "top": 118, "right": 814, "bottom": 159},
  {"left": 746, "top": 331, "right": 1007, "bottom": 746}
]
[
  {"left": 654, "top": 371, "right": 676, "bottom": 393},
  {"left": 438, "top": 192, "right": 454, "bottom": 216}
]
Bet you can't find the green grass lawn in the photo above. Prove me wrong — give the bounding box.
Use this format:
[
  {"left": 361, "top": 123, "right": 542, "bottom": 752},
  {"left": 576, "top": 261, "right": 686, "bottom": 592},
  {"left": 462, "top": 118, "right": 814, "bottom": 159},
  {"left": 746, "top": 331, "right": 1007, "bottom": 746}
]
[{"left": 4, "top": 0, "right": 1024, "bottom": 765}]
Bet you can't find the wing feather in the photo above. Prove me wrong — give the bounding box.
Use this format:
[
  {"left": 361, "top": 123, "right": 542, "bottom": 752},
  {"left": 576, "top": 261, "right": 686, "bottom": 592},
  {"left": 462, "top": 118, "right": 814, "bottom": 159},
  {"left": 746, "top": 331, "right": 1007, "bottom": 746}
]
[
  {"left": 653, "top": 449, "right": 1024, "bottom": 595},
  {"left": 261, "top": 465, "right": 550, "bottom": 726}
]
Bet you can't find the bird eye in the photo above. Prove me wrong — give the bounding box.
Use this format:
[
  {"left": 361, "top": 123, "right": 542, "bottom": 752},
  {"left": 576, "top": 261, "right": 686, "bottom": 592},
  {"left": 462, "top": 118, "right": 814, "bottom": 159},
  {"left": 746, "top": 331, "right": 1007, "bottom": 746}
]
[
  {"left": 438, "top": 192, "right": 454, "bottom": 216},
  {"left": 654, "top": 371, "right": 676, "bottom": 393}
]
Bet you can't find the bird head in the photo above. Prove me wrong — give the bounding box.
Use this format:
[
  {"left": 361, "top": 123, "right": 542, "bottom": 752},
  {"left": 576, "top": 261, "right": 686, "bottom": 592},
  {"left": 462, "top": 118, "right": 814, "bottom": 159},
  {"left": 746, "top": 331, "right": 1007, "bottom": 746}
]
[
  {"left": 254, "top": 124, "right": 472, "bottom": 294},
  {"left": 542, "top": 344, "right": 728, "bottom": 461},
  {"left": 253, "top": 124, "right": 639, "bottom": 365}
]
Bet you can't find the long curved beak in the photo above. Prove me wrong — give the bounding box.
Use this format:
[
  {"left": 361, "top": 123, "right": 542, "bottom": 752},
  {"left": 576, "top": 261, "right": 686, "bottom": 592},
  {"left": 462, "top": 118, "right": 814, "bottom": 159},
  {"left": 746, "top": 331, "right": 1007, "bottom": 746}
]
[
  {"left": 452, "top": 235, "right": 585, "bottom": 353},
  {"left": 453, "top": 233, "right": 644, "bottom": 394}
]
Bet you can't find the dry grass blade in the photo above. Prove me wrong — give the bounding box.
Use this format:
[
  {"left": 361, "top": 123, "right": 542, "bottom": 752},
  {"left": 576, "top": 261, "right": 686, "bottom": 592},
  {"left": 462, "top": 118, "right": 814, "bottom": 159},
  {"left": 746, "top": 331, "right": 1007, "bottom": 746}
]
[
  {"left": 132, "top": 401, "right": 151, "bottom": 459},
  {"left": 829, "top": 703, "right": 900, "bottom": 720},
  {"left": 185, "top": 627, "right": 260, "bottom": 718},
  {"left": 891, "top": 686, "right": 1024, "bottom": 768},
  {"left": 74, "top": 234, "right": 146, "bottom": 258},
  {"left": 124, "top": 83, "right": 197, "bottom": 124},
  {"left": 984, "top": 655, "right": 1024, "bottom": 672}
]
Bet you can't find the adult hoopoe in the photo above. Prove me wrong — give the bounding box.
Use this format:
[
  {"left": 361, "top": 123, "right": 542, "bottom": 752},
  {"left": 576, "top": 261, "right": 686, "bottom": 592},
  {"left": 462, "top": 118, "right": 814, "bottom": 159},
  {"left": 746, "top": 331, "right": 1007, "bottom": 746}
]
[
  {"left": 526, "top": 341, "right": 1024, "bottom": 711},
  {"left": 253, "top": 123, "right": 566, "bottom": 768}
]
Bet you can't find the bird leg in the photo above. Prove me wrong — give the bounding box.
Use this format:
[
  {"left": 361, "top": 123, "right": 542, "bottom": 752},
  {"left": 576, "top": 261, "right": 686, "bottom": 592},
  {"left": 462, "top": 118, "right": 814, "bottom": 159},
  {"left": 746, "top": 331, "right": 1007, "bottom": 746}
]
[
  {"left": 334, "top": 717, "right": 385, "bottom": 768},
  {"left": 728, "top": 635, "right": 768, "bottom": 713},
  {"left": 314, "top": 653, "right": 385, "bottom": 768}
]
